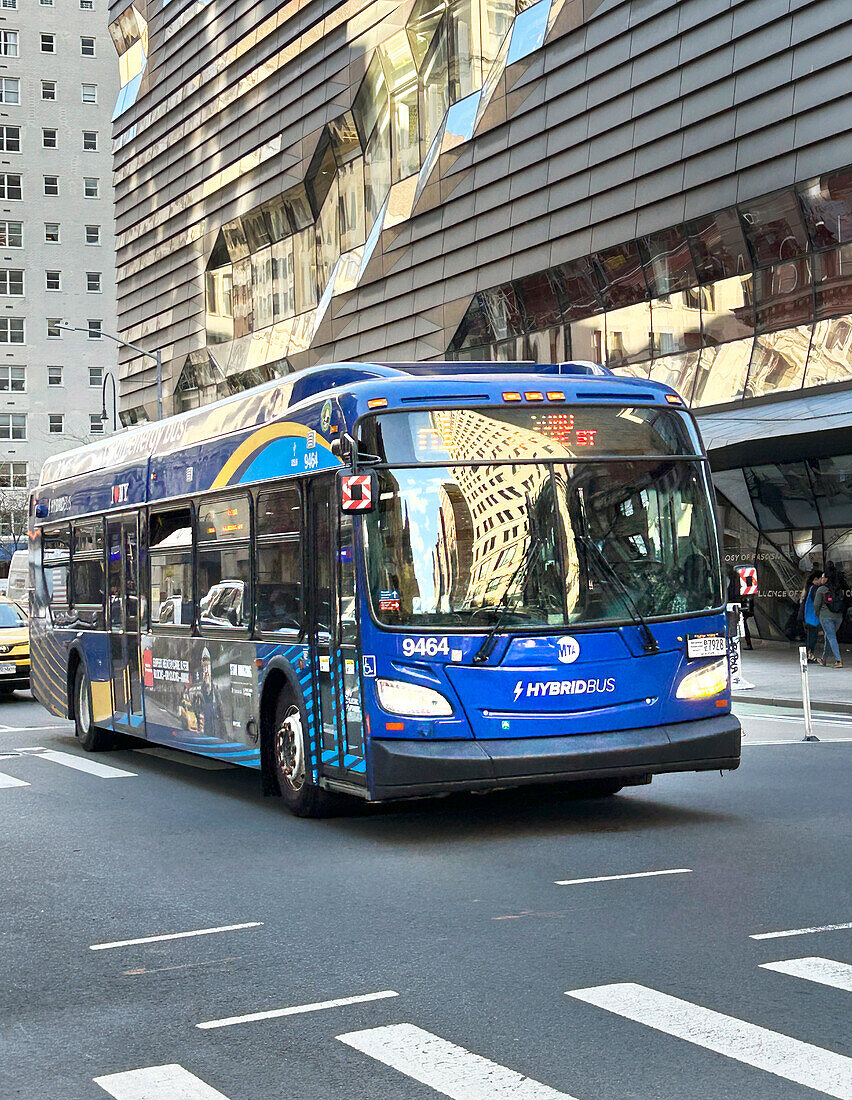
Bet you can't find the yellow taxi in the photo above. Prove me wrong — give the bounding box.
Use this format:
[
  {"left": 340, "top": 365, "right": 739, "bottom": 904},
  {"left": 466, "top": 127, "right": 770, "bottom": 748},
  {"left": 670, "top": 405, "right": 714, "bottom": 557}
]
[{"left": 0, "top": 597, "right": 29, "bottom": 695}]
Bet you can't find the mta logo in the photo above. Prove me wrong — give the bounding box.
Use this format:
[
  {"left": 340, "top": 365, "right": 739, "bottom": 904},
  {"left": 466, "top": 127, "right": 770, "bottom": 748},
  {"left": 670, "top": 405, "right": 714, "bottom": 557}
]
[{"left": 557, "top": 636, "right": 580, "bottom": 664}]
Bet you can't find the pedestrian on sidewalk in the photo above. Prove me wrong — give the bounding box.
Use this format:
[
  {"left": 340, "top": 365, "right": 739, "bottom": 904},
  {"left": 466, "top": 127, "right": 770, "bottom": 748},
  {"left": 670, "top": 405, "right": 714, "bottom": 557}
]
[
  {"left": 815, "top": 564, "right": 843, "bottom": 668},
  {"left": 800, "top": 570, "right": 821, "bottom": 661}
]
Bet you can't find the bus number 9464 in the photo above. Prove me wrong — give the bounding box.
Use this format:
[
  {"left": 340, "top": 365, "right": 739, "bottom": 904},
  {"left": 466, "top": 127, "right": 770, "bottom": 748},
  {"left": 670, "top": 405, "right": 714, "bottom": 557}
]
[{"left": 402, "top": 636, "right": 450, "bottom": 657}]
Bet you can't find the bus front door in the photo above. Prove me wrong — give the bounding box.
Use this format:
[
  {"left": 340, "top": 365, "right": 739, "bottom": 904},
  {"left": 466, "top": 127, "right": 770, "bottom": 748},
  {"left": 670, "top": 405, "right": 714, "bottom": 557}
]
[{"left": 106, "top": 515, "right": 144, "bottom": 735}]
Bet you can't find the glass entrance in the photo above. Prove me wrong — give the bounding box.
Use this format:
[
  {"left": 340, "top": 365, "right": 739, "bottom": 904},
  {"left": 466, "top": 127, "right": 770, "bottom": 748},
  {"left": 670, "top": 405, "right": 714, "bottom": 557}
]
[{"left": 106, "top": 515, "right": 144, "bottom": 733}]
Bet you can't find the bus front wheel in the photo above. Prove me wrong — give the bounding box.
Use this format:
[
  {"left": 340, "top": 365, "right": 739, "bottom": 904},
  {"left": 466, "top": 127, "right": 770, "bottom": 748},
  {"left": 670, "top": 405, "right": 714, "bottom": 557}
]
[
  {"left": 272, "top": 691, "right": 339, "bottom": 818},
  {"left": 73, "top": 663, "right": 114, "bottom": 752}
]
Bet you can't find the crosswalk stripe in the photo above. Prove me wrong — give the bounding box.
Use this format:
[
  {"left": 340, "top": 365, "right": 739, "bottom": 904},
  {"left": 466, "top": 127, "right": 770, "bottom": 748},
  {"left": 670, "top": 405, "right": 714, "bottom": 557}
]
[
  {"left": 94, "top": 1063, "right": 231, "bottom": 1099},
  {"left": 15, "top": 747, "right": 136, "bottom": 778},
  {"left": 337, "top": 1023, "right": 580, "bottom": 1099},
  {"left": 0, "top": 769, "right": 28, "bottom": 788},
  {"left": 198, "top": 989, "right": 398, "bottom": 1029},
  {"left": 760, "top": 957, "right": 852, "bottom": 993},
  {"left": 567, "top": 982, "right": 852, "bottom": 1099}
]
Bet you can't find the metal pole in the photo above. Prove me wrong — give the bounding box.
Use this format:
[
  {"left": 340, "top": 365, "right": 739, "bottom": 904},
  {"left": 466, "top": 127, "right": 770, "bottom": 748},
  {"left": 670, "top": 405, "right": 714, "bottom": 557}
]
[
  {"left": 799, "top": 645, "right": 819, "bottom": 742},
  {"left": 155, "top": 347, "right": 163, "bottom": 421}
]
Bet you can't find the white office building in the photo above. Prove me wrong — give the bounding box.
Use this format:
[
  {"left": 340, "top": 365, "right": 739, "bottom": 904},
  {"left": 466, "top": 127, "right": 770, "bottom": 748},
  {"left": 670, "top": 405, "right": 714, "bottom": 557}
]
[{"left": 0, "top": 0, "right": 117, "bottom": 554}]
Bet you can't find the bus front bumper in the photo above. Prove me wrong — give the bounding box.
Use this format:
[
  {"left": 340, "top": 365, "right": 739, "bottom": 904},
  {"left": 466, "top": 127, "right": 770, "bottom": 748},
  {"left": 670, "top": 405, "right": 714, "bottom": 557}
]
[{"left": 368, "top": 713, "right": 741, "bottom": 800}]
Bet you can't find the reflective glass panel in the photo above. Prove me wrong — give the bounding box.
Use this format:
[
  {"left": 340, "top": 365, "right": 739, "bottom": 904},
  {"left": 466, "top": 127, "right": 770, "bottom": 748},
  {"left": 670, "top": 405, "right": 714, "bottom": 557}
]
[
  {"left": 806, "top": 315, "right": 852, "bottom": 387},
  {"left": 478, "top": 284, "right": 525, "bottom": 339},
  {"left": 552, "top": 257, "right": 602, "bottom": 322},
  {"left": 813, "top": 244, "right": 852, "bottom": 319},
  {"left": 639, "top": 225, "right": 697, "bottom": 296},
  {"left": 251, "top": 247, "right": 273, "bottom": 330},
  {"left": 648, "top": 350, "right": 701, "bottom": 403},
  {"left": 739, "top": 190, "right": 809, "bottom": 266},
  {"left": 484, "top": 0, "right": 515, "bottom": 60},
  {"left": 593, "top": 241, "right": 648, "bottom": 310},
  {"left": 231, "top": 257, "right": 253, "bottom": 338},
  {"left": 808, "top": 455, "right": 852, "bottom": 529},
  {"left": 393, "top": 83, "right": 421, "bottom": 179},
  {"left": 515, "top": 271, "right": 561, "bottom": 331},
  {"left": 419, "top": 20, "right": 449, "bottom": 156},
  {"left": 651, "top": 291, "right": 701, "bottom": 356},
  {"left": 408, "top": 0, "right": 446, "bottom": 67},
  {"left": 271, "top": 237, "right": 294, "bottom": 321},
  {"left": 798, "top": 168, "right": 852, "bottom": 249},
  {"left": 753, "top": 258, "right": 813, "bottom": 332},
  {"left": 744, "top": 325, "right": 811, "bottom": 400},
  {"left": 604, "top": 301, "right": 652, "bottom": 366},
  {"left": 353, "top": 54, "right": 388, "bottom": 144},
  {"left": 450, "top": 292, "right": 494, "bottom": 349},
  {"left": 338, "top": 156, "right": 365, "bottom": 252},
  {"left": 449, "top": 0, "right": 480, "bottom": 100},
  {"left": 686, "top": 209, "right": 749, "bottom": 283},
  {"left": 316, "top": 178, "right": 339, "bottom": 293},
  {"left": 365, "top": 104, "right": 392, "bottom": 222},
  {"left": 744, "top": 462, "right": 819, "bottom": 531},
  {"left": 700, "top": 274, "right": 754, "bottom": 345},
  {"left": 569, "top": 314, "right": 605, "bottom": 363},
  {"left": 379, "top": 30, "right": 417, "bottom": 91},
  {"left": 691, "top": 338, "right": 753, "bottom": 407},
  {"left": 292, "top": 226, "right": 317, "bottom": 314}
]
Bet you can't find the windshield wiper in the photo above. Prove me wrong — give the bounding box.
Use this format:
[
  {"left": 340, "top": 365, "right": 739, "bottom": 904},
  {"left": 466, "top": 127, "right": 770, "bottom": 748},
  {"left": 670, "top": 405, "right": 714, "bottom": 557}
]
[
  {"left": 471, "top": 540, "right": 542, "bottom": 664},
  {"left": 576, "top": 535, "right": 659, "bottom": 654}
]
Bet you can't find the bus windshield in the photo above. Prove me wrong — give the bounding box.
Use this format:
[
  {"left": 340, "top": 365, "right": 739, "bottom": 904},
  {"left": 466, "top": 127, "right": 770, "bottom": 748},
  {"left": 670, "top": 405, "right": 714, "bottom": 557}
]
[{"left": 361, "top": 408, "right": 722, "bottom": 629}]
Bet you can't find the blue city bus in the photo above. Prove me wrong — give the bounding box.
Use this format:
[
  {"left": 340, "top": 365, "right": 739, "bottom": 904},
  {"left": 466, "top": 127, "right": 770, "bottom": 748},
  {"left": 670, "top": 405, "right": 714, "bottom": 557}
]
[{"left": 29, "top": 362, "right": 740, "bottom": 816}]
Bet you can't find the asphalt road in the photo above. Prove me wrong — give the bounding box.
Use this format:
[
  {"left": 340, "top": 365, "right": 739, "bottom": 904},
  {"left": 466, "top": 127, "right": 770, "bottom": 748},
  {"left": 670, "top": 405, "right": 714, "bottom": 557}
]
[{"left": 1, "top": 691, "right": 850, "bottom": 1100}]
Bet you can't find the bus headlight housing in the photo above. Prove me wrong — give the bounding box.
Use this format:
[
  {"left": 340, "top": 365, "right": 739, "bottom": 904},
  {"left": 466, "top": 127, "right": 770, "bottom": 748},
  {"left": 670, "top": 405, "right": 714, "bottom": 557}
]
[
  {"left": 676, "top": 659, "right": 729, "bottom": 700},
  {"left": 375, "top": 678, "right": 454, "bottom": 718}
]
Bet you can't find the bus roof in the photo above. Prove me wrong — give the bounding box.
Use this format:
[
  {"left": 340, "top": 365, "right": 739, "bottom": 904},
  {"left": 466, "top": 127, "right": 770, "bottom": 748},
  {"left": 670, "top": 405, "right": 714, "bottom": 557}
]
[{"left": 37, "top": 360, "right": 674, "bottom": 489}]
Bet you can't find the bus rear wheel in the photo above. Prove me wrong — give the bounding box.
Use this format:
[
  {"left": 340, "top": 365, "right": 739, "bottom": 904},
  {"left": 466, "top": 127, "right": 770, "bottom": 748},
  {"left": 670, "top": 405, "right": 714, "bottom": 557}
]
[
  {"left": 272, "top": 691, "right": 339, "bottom": 818},
  {"left": 74, "top": 663, "right": 114, "bottom": 752}
]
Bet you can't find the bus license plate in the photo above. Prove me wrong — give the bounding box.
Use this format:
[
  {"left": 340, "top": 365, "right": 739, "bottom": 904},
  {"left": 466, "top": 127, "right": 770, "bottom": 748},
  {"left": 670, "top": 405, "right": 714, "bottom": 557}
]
[
  {"left": 686, "top": 634, "right": 726, "bottom": 659},
  {"left": 0, "top": 662, "right": 16, "bottom": 675}
]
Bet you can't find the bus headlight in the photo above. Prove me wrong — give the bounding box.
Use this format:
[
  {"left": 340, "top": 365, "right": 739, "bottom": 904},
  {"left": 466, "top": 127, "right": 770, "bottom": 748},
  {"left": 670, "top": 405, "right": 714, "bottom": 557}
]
[
  {"left": 375, "top": 679, "right": 454, "bottom": 717},
  {"left": 676, "top": 659, "right": 729, "bottom": 700}
]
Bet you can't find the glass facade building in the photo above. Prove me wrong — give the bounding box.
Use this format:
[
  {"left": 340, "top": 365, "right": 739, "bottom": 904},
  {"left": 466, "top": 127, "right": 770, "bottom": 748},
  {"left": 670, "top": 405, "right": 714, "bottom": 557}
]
[{"left": 110, "top": 0, "right": 852, "bottom": 639}]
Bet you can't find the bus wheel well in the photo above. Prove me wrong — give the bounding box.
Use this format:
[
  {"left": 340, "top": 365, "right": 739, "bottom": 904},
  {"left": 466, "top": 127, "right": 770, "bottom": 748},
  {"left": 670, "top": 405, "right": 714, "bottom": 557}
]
[
  {"left": 260, "top": 669, "right": 291, "bottom": 797},
  {"left": 66, "top": 649, "right": 82, "bottom": 721}
]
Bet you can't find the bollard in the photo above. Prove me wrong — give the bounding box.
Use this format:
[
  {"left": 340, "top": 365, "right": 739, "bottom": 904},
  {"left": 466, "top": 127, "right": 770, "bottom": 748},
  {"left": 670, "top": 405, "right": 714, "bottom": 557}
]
[{"left": 799, "top": 645, "right": 819, "bottom": 742}]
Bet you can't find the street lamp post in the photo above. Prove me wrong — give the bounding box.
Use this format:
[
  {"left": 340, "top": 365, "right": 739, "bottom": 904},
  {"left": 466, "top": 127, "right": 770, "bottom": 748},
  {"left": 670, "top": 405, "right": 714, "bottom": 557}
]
[
  {"left": 101, "top": 371, "right": 118, "bottom": 432},
  {"left": 58, "top": 321, "right": 164, "bottom": 421}
]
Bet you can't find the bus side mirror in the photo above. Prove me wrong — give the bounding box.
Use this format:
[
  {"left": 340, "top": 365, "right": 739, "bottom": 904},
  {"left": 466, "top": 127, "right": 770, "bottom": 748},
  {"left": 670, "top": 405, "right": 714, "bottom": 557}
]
[{"left": 341, "top": 473, "right": 377, "bottom": 513}]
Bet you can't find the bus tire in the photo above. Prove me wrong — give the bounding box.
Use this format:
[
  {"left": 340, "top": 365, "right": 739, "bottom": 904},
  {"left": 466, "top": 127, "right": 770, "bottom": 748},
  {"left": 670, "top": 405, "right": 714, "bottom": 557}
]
[
  {"left": 567, "top": 778, "right": 624, "bottom": 799},
  {"left": 272, "top": 690, "right": 339, "bottom": 818},
  {"left": 74, "top": 663, "right": 114, "bottom": 752}
]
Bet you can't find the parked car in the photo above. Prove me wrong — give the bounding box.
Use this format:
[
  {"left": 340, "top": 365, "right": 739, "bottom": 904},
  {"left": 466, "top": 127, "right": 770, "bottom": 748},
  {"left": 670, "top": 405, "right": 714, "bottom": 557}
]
[{"left": 0, "top": 597, "right": 29, "bottom": 694}]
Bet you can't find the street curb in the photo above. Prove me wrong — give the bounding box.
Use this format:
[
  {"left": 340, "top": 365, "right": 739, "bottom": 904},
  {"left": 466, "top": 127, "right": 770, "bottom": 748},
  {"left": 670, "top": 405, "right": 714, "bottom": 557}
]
[{"left": 733, "top": 693, "right": 852, "bottom": 716}]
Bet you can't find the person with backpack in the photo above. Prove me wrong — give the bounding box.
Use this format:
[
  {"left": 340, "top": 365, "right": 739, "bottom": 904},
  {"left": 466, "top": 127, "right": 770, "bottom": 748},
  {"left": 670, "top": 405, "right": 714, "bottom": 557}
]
[
  {"left": 800, "top": 571, "right": 821, "bottom": 661},
  {"left": 815, "top": 563, "right": 843, "bottom": 668}
]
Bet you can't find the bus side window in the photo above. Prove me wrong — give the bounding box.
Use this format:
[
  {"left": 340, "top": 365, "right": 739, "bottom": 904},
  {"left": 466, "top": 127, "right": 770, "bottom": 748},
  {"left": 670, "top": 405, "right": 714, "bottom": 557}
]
[
  {"left": 196, "top": 495, "right": 251, "bottom": 630},
  {"left": 256, "top": 486, "right": 302, "bottom": 633},
  {"left": 149, "top": 507, "right": 193, "bottom": 628},
  {"left": 71, "top": 520, "right": 105, "bottom": 629},
  {"left": 42, "top": 524, "right": 70, "bottom": 607}
]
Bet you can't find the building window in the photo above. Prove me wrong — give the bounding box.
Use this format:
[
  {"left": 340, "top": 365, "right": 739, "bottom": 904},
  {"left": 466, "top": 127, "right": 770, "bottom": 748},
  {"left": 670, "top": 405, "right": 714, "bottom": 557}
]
[
  {"left": 40, "top": 33, "right": 55, "bottom": 53},
  {"left": 0, "top": 126, "right": 20, "bottom": 153},
  {"left": 0, "top": 222, "right": 22, "bottom": 248},
  {"left": 83, "top": 177, "right": 99, "bottom": 199},
  {"left": 87, "top": 319, "right": 102, "bottom": 339},
  {"left": 40, "top": 0, "right": 54, "bottom": 5},
  {"left": 46, "top": 318, "right": 62, "bottom": 338},
  {"left": 86, "top": 272, "right": 101, "bottom": 292},
  {"left": 0, "top": 413, "right": 25, "bottom": 439},
  {"left": 2, "top": 1, "right": 18, "bottom": 9},
  {"left": 0, "top": 462, "right": 27, "bottom": 488},
  {"left": 0, "top": 365, "right": 24, "bottom": 392},
  {"left": 85, "top": 224, "right": 100, "bottom": 245},
  {"left": 0, "top": 78, "right": 19, "bottom": 104},
  {"left": 44, "top": 223, "right": 60, "bottom": 243},
  {"left": 40, "top": 80, "right": 55, "bottom": 101},
  {"left": 89, "top": 365, "right": 102, "bottom": 387},
  {"left": 0, "top": 174, "right": 22, "bottom": 200},
  {"left": 0, "top": 270, "right": 23, "bottom": 295},
  {"left": 80, "top": 0, "right": 93, "bottom": 7},
  {"left": 0, "top": 318, "right": 23, "bottom": 343},
  {"left": 0, "top": 31, "right": 19, "bottom": 57},
  {"left": 42, "top": 128, "right": 57, "bottom": 149},
  {"left": 89, "top": 413, "right": 103, "bottom": 433},
  {"left": 43, "top": 175, "right": 59, "bottom": 197},
  {"left": 81, "top": 83, "right": 97, "bottom": 103},
  {"left": 48, "top": 413, "right": 63, "bottom": 434},
  {"left": 45, "top": 270, "right": 60, "bottom": 291},
  {"left": 80, "top": 36, "right": 95, "bottom": 56},
  {"left": 47, "top": 365, "right": 62, "bottom": 386},
  {"left": 82, "top": 130, "right": 97, "bottom": 151}
]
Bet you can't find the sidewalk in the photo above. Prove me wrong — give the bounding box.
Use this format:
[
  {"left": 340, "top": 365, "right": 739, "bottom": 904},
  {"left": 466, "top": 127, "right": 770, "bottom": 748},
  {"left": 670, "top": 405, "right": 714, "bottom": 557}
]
[{"left": 733, "top": 639, "right": 852, "bottom": 714}]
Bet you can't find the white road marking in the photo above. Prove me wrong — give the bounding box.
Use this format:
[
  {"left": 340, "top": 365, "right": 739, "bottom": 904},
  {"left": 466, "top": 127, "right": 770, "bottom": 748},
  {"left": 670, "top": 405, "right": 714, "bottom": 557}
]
[
  {"left": 94, "top": 1063, "right": 231, "bottom": 1099},
  {"left": 197, "top": 989, "right": 399, "bottom": 1029},
  {"left": 0, "top": 769, "right": 28, "bottom": 788},
  {"left": 555, "top": 868, "right": 691, "bottom": 886},
  {"left": 90, "top": 921, "right": 263, "bottom": 951},
  {"left": 744, "top": 738, "right": 852, "bottom": 746},
  {"left": 761, "top": 957, "right": 852, "bottom": 992},
  {"left": 337, "top": 1022, "right": 579, "bottom": 1099},
  {"left": 567, "top": 982, "right": 852, "bottom": 1099},
  {"left": 751, "top": 922, "right": 852, "bottom": 940},
  {"left": 15, "top": 747, "right": 136, "bottom": 778}
]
